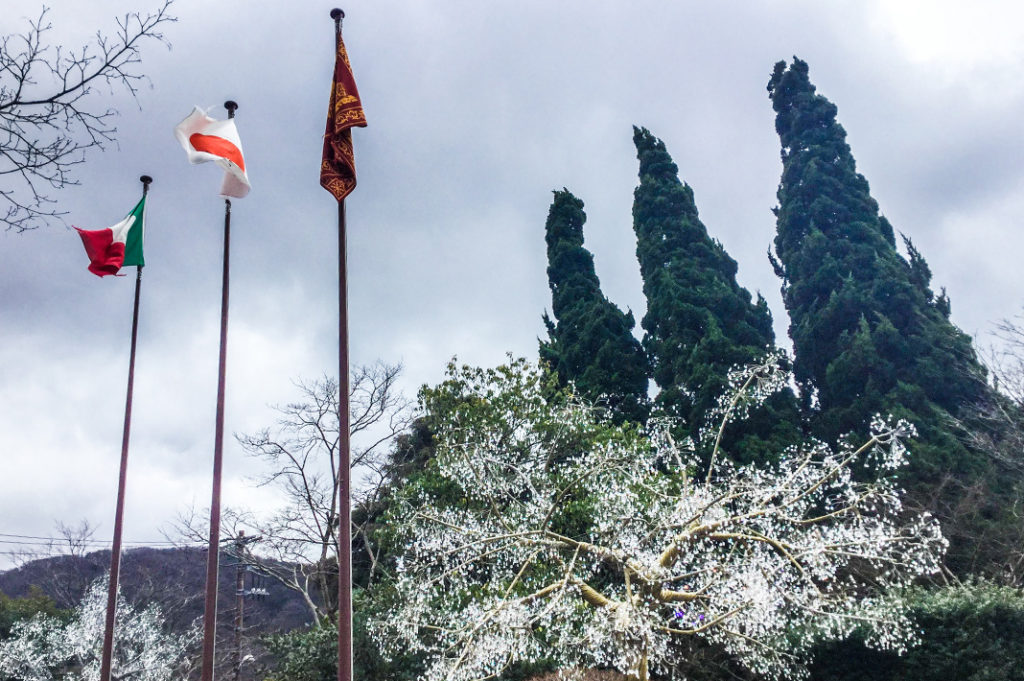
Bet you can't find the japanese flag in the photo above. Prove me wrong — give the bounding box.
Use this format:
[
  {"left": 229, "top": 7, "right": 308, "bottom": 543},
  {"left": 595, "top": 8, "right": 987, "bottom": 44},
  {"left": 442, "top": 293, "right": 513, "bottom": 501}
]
[{"left": 174, "top": 106, "right": 251, "bottom": 198}]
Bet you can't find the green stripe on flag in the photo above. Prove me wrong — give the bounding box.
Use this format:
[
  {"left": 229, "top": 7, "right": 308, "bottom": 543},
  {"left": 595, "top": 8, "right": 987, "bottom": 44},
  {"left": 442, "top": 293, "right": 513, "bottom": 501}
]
[{"left": 123, "top": 196, "right": 146, "bottom": 267}]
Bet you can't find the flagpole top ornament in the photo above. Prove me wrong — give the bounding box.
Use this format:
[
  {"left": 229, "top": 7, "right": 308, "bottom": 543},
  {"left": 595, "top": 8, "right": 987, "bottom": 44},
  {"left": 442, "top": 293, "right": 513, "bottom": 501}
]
[
  {"left": 331, "top": 8, "right": 344, "bottom": 20},
  {"left": 224, "top": 101, "right": 238, "bottom": 119},
  {"left": 140, "top": 175, "right": 152, "bottom": 186}
]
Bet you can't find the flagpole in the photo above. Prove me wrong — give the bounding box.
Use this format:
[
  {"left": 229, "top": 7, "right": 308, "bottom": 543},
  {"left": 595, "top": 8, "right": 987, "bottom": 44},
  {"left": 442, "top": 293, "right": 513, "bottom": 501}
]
[
  {"left": 98, "top": 174, "right": 152, "bottom": 681},
  {"left": 337, "top": 200, "right": 353, "bottom": 681},
  {"left": 201, "top": 100, "right": 237, "bottom": 681},
  {"left": 331, "top": 9, "right": 354, "bottom": 681}
]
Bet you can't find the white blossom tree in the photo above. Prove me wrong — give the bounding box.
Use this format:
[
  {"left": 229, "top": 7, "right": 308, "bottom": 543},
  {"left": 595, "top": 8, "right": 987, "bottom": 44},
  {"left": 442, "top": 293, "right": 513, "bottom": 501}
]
[
  {"left": 0, "top": 577, "right": 197, "bottom": 681},
  {"left": 372, "top": 357, "right": 946, "bottom": 681}
]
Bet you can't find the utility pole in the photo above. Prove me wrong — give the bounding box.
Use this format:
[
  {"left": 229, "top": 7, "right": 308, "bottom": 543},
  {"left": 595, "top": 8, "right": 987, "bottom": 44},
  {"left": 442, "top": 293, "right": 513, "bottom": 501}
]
[{"left": 229, "top": 530, "right": 261, "bottom": 681}]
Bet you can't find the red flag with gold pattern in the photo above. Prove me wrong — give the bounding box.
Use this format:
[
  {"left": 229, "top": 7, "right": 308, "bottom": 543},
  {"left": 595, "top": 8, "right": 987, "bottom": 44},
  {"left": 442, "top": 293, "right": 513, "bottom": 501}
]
[{"left": 320, "top": 31, "right": 367, "bottom": 201}]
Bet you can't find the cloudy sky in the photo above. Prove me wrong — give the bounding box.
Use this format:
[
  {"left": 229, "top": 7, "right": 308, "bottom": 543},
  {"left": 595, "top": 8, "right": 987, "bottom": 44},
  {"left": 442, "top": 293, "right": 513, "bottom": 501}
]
[{"left": 2, "top": 0, "right": 1023, "bottom": 566}]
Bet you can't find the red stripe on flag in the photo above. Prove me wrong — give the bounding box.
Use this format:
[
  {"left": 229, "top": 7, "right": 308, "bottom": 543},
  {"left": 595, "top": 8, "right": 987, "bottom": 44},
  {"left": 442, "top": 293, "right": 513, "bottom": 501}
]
[
  {"left": 75, "top": 227, "right": 126, "bottom": 277},
  {"left": 189, "top": 133, "right": 246, "bottom": 171}
]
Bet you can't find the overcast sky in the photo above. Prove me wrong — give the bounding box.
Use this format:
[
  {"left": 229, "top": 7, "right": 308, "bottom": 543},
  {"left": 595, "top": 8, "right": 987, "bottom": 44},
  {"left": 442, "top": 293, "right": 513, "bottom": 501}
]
[{"left": 2, "top": 0, "right": 1023, "bottom": 567}]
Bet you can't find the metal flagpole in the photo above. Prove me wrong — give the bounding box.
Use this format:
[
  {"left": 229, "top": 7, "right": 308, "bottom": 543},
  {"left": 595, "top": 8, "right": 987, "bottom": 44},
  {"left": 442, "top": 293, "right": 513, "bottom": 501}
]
[
  {"left": 337, "top": 199, "right": 353, "bottom": 681},
  {"left": 331, "top": 10, "right": 353, "bottom": 681},
  {"left": 201, "top": 100, "right": 237, "bottom": 681},
  {"left": 99, "top": 174, "right": 152, "bottom": 681}
]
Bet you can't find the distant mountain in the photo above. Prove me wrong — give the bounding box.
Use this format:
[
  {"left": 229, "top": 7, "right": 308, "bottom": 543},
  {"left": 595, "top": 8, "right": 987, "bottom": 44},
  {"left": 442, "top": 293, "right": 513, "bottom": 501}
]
[{"left": 0, "top": 545, "right": 315, "bottom": 679}]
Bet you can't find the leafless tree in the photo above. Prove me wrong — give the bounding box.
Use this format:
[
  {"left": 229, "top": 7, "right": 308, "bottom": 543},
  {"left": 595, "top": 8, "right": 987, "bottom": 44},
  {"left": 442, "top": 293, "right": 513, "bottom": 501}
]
[
  {"left": 1, "top": 519, "right": 106, "bottom": 608},
  {"left": 2, "top": 518, "right": 100, "bottom": 567},
  {"left": 0, "top": 1, "right": 176, "bottom": 231},
  {"left": 53, "top": 518, "right": 99, "bottom": 558},
  {"left": 952, "top": 311, "right": 1024, "bottom": 583},
  {"left": 969, "top": 312, "right": 1024, "bottom": 472},
  {"left": 169, "top": 362, "right": 412, "bottom": 622}
]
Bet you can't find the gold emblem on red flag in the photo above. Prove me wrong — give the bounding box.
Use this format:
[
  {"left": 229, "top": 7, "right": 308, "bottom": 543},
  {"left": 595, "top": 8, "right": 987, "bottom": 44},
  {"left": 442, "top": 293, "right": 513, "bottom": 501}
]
[{"left": 321, "top": 34, "right": 366, "bottom": 202}]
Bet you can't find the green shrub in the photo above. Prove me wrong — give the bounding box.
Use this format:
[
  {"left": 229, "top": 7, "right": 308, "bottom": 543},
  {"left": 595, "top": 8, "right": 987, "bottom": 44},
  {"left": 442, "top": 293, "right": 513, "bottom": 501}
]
[{"left": 810, "top": 582, "right": 1024, "bottom": 681}]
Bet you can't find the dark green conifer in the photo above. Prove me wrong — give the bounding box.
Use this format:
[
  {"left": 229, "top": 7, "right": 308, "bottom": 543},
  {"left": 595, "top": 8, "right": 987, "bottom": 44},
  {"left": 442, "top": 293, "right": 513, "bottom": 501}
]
[
  {"left": 540, "top": 189, "right": 649, "bottom": 422},
  {"left": 632, "top": 127, "right": 800, "bottom": 461},
  {"left": 768, "top": 58, "right": 1003, "bottom": 572},
  {"left": 767, "top": 58, "right": 988, "bottom": 442}
]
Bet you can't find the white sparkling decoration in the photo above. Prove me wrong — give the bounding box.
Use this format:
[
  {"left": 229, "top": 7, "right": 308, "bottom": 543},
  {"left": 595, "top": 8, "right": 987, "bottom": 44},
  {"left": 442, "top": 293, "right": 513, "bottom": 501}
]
[
  {"left": 0, "top": 577, "right": 198, "bottom": 681},
  {"left": 373, "top": 357, "right": 946, "bottom": 681}
]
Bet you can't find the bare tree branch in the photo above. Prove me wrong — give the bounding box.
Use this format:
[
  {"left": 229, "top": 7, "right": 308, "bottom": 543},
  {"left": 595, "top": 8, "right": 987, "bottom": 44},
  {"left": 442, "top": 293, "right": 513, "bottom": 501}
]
[
  {"left": 948, "top": 310, "right": 1024, "bottom": 583},
  {"left": 0, "top": 1, "right": 176, "bottom": 231},
  {"left": 167, "top": 362, "right": 411, "bottom": 623}
]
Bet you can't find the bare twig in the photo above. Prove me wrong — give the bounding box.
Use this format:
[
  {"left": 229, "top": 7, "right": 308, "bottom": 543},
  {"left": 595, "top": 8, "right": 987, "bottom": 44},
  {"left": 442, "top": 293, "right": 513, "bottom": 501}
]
[{"left": 0, "top": 1, "right": 176, "bottom": 231}]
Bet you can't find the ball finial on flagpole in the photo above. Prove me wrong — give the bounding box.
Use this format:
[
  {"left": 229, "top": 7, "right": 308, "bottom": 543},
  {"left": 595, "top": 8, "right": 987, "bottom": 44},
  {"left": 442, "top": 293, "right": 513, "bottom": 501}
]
[
  {"left": 224, "top": 101, "right": 238, "bottom": 119},
  {"left": 140, "top": 175, "right": 152, "bottom": 187},
  {"left": 331, "top": 8, "right": 344, "bottom": 20}
]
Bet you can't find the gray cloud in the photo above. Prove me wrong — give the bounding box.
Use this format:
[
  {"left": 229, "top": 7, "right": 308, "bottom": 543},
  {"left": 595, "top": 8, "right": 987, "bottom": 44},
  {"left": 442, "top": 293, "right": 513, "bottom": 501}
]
[{"left": 2, "top": 0, "right": 1023, "bottom": 564}]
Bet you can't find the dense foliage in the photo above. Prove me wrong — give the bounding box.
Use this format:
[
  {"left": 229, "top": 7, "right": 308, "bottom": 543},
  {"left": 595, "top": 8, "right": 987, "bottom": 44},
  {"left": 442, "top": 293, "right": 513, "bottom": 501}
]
[
  {"left": 0, "top": 588, "right": 67, "bottom": 640},
  {"left": 767, "top": 58, "right": 987, "bottom": 448},
  {"left": 264, "top": 623, "right": 337, "bottom": 681},
  {"left": 632, "top": 127, "right": 801, "bottom": 462},
  {"left": 541, "top": 189, "right": 649, "bottom": 423},
  {"left": 767, "top": 58, "right": 1009, "bottom": 573},
  {"left": 809, "top": 582, "right": 1024, "bottom": 681},
  {"left": 372, "top": 358, "right": 945, "bottom": 681}
]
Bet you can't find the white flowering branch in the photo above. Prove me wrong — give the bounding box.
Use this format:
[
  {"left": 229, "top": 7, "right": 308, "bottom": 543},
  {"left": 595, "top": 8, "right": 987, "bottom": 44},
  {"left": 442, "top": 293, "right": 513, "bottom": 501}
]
[
  {"left": 374, "top": 357, "right": 945, "bottom": 681},
  {"left": 0, "top": 577, "right": 197, "bottom": 681}
]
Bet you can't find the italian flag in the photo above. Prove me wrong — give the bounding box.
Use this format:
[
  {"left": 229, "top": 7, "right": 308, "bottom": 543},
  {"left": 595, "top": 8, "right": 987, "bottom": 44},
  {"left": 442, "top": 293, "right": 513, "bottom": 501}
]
[{"left": 75, "top": 196, "right": 146, "bottom": 277}]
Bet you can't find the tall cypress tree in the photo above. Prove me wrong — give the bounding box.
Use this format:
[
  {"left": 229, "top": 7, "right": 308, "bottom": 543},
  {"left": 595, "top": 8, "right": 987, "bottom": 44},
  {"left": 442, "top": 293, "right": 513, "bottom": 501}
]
[
  {"left": 632, "top": 127, "right": 800, "bottom": 461},
  {"left": 768, "top": 59, "right": 1004, "bottom": 572},
  {"left": 540, "top": 188, "right": 649, "bottom": 422},
  {"left": 767, "top": 58, "right": 988, "bottom": 445}
]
